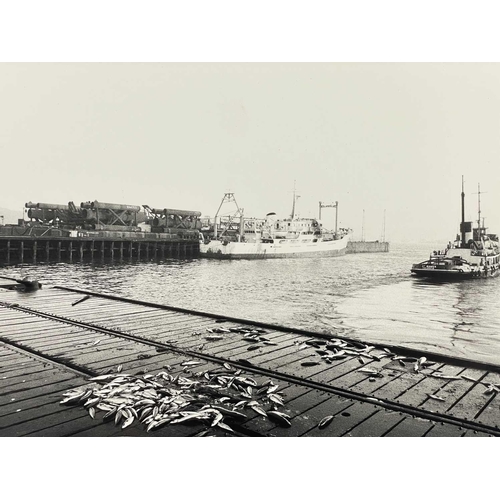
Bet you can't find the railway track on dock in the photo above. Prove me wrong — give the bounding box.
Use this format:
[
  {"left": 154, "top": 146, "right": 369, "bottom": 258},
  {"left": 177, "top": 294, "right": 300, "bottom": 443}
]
[{"left": 1, "top": 288, "right": 499, "bottom": 437}]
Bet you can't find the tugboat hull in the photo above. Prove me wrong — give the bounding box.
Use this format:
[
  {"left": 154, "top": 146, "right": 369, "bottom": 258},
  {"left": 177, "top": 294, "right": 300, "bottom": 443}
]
[{"left": 411, "top": 269, "right": 482, "bottom": 280}]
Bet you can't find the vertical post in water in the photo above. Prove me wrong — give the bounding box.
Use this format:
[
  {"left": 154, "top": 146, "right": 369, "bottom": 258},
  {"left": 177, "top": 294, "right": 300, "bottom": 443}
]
[
  {"left": 57, "top": 241, "right": 61, "bottom": 261},
  {"left": 33, "top": 240, "right": 37, "bottom": 264},
  {"left": 20, "top": 241, "right": 24, "bottom": 263}
]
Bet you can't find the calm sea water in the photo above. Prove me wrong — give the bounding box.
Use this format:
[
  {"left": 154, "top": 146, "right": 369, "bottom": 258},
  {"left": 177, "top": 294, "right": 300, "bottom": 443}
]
[{"left": 2, "top": 242, "right": 500, "bottom": 365}]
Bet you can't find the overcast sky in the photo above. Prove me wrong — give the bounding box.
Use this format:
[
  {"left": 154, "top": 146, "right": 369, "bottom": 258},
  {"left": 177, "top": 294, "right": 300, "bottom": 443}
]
[{"left": 1, "top": 63, "right": 500, "bottom": 242}]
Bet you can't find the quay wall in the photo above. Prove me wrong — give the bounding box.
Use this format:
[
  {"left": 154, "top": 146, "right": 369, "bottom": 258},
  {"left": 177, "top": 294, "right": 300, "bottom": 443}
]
[
  {"left": 0, "top": 234, "right": 199, "bottom": 264},
  {"left": 347, "top": 241, "right": 389, "bottom": 253}
]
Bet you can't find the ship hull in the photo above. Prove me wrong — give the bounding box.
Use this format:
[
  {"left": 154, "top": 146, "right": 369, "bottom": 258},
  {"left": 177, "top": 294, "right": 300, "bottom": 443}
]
[
  {"left": 200, "top": 235, "right": 349, "bottom": 259},
  {"left": 411, "top": 263, "right": 500, "bottom": 280},
  {"left": 411, "top": 269, "right": 486, "bottom": 280}
]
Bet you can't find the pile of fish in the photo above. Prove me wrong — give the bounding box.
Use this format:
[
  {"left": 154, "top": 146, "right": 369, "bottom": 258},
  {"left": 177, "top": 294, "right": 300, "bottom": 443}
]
[
  {"left": 60, "top": 362, "right": 293, "bottom": 435},
  {"left": 296, "top": 338, "right": 393, "bottom": 366},
  {"left": 295, "top": 337, "right": 436, "bottom": 373},
  {"left": 204, "top": 325, "right": 278, "bottom": 351}
]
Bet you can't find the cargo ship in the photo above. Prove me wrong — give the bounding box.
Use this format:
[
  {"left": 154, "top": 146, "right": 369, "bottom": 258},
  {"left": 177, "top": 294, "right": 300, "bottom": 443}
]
[
  {"left": 411, "top": 178, "right": 500, "bottom": 280},
  {"left": 199, "top": 192, "right": 351, "bottom": 259}
]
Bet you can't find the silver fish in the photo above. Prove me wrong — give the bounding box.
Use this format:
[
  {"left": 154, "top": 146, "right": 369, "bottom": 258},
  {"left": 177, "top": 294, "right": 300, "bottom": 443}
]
[
  {"left": 181, "top": 361, "right": 202, "bottom": 367},
  {"left": 269, "top": 394, "right": 284, "bottom": 406},
  {"left": 217, "top": 422, "right": 235, "bottom": 433},
  {"left": 251, "top": 405, "right": 267, "bottom": 417},
  {"left": 318, "top": 415, "right": 334, "bottom": 429},
  {"left": 267, "top": 411, "right": 292, "bottom": 427},
  {"left": 122, "top": 415, "right": 135, "bottom": 429},
  {"left": 358, "top": 368, "right": 379, "bottom": 375},
  {"left": 301, "top": 361, "right": 320, "bottom": 367},
  {"left": 428, "top": 394, "right": 445, "bottom": 401}
]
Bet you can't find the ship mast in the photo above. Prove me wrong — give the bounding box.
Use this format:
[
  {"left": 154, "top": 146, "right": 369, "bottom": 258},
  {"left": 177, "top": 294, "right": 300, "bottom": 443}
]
[
  {"left": 460, "top": 176, "right": 466, "bottom": 248},
  {"left": 474, "top": 183, "right": 487, "bottom": 240},
  {"left": 477, "top": 182, "right": 482, "bottom": 232},
  {"left": 290, "top": 181, "right": 300, "bottom": 219}
]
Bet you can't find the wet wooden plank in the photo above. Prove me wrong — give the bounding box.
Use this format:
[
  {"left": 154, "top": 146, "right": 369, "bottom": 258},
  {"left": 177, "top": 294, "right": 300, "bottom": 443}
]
[
  {"left": 0, "top": 399, "right": 81, "bottom": 430},
  {"left": 368, "top": 371, "right": 431, "bottom": 403},
  {"left": 0, "top": 366, "right": 67, "bottom": 391},
  {"left": 0, "top": 378, "right": 85, "bottom": 413},
  {"left": 0, "top": 370, "right": 80, "bottom": 400},
  {"left": 342, "top": 408, "right": 405, "bottom": 437},
  {"left": 467, "top": 372, "right": 500, "bottom": 430},
  {"left": 2, "top": 361, "right": 79, "bottom": 382},
  {"left": 1, "top": 322, "right": 91, "bottom": 340},
  {"left": 18, "top": 414, "right": 109, "bottom": 437},
  {"left": 383, "top": 416, "right": 434, "bottom": 437},
  {"left": 395, "top": 363, "right": 465, "bottom": 408},
  {"left": 462, "top": 429, "right": 494, "bottom": 437},
  {"left": 299, "top": 399, "right": 378, "bottom": 437},
  {"left": 318, "top": 356, "right": 396, "bottom": 389},
  {"left": 418, "top": 368, "right": 484, "bottom": 416},
  {"left": 443, "top": 369, "right": 493, "bottom": 422},
  {"left": 423, "top": 422, "right": 467, "bottom": 437},
  {"left": 263, "top": 390, "right": 346, "bottom": 437}
]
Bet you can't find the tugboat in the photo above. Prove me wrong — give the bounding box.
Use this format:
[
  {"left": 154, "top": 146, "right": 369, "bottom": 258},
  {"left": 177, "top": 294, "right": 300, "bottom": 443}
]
[
  {"left": 199, "top": 191, "right": 351, "bottom": 259},
  {"left": 411, "top": 178, "right": 500, "bottom": 280}
]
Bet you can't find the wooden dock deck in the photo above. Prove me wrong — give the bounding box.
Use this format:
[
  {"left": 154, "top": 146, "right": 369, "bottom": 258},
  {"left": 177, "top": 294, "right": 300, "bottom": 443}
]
[{"left": 1, "top": 285, "right": 498, "bottom": 437}]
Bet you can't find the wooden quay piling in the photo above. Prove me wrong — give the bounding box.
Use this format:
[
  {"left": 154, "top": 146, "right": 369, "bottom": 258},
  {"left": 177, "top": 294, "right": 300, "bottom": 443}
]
[
  {"left": 1, "top": 285, "right": 498, "bottom": 437},
  {"left": 0, "top": 235, "right": 199, "bottom": 264}
]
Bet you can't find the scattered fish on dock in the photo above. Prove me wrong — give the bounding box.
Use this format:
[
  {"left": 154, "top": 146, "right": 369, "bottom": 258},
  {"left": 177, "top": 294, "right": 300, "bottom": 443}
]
[
  {"left": 483, "top": 384, "right": 500, "bottom": 395},
  {"left": 60, "top": 362, "right": 292, "bottom": 436},
  {"left": 427, "top": 393, "right": 446, "bottom": 402},
  {"left": 205, "top": 335, "right": 224, "bottom": 341},
  {"left": 357, "top": 367, "right": 383, "bottom": 377},
  {"left": 293, "top": 337, "right": 399, "bottom": 368},
  {"left": 318, "top": 415, "right": 335, "bottom": 429},
  {"left": 203, "top": 325, "right": 273, "bottom": 348}
]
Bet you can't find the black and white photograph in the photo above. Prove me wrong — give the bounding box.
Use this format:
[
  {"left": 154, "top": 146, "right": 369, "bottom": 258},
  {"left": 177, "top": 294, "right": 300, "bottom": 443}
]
[{"left": 1, "top": 1, "right": 499, "bottom": 497}]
